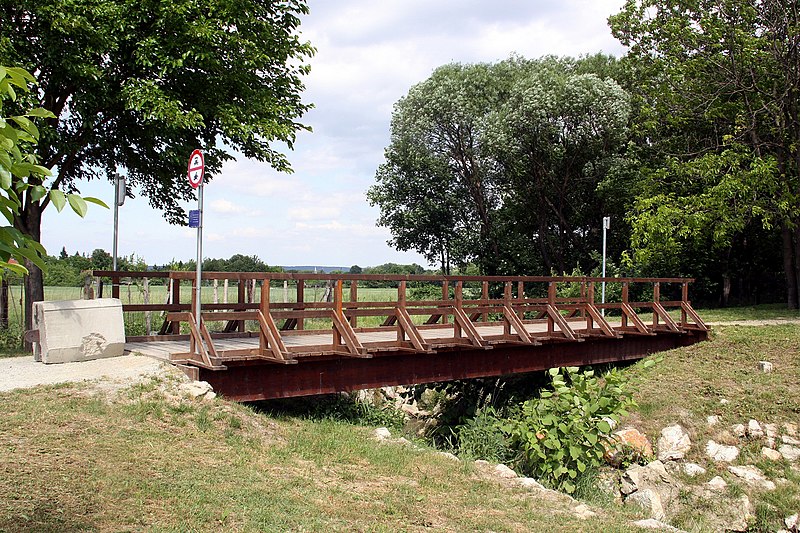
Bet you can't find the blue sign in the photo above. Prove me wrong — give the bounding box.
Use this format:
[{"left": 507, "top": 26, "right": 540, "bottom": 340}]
[{"left": 188, "top": 209, "right": 200, "bottom": 228}]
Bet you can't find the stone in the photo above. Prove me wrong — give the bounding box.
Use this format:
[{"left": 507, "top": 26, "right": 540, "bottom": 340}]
[
  {"left": 602, "top": 416, "right": 618, "bottom": 432},
  {"left": 707, "top": 415, "right": 720, "bottom": 426},
  {"left": 763, "top": 447, "right": 784, "bottom": 461},
  {"left": 758, "top": 360, "right": 774, "bottom": 373},
  {"left": 494, "top": 463, "right": 518, "bottom": 479},
  {"left": 682, "top": 462, "right": 707, "bottom": 477},
  {"left": 783, "top": 435, "right": 800, "bottom": 446},
  {"left": 765, "top": 423, "right": 779, "bottom": 438},
  {"left": 180, "top": 380, "right": 214, "bottom": 399},
  {"left": 779, "top": 444, "right": 800, "bottom": 461},
  {"left": 720, "top": 398, "right": 730, "bottom": 405},
  {"left": 732, "top": 424, "right": 747, "bottom": 438},
  {"left": 572, "top": 503, "right": 596, "bottom": 519},
  {"left": 658, "top": 424, "right": 691, "bottom": 461},
  {"left": 786, "top": 513, "right": 798, "bottom": 531},
  {"left": 436, "top": 451, "right": 459, "bottom": 462},
  {"left": 747, "top": 419, "right": 764, "bottom": 438},
  {"left": 785, "top": 423, "right": 798, "bottom": 437},
  {"left": 706, "top": 476, "right": 728, "bottom": 491},
  {"left": 373, "top": 427, "right": 392, "bottom": 441},
  {"left": 474, "top": 459, "right": 491, "bottom": 468},
  {"left": 706, "top": 440, "right": 740, "bottom": 462},
  {"left": 605, "top": 427, "right": 654, "bottom": 466},
  {"left": 33, "top": 299, "right": 126, "bottom": 364},
  {"left": 203, "top": 391, "right": 217, "bottom": 401},
  {"left": 728, "top": 465, "right": 776, "bottom": 490},
  {"left": 517, "top": 477, "right": 547, "bottom": 491},
  {"left": 626, "top": 489, "right": 665, "bottom": 521},
  {"left": 632, "top": 518, "right": 686, "bottom": 531}
]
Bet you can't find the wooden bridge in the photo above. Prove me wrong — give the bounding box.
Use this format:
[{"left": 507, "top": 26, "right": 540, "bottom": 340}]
[{"left": 93, "top": 271, "right": 709, "bottom": 401}]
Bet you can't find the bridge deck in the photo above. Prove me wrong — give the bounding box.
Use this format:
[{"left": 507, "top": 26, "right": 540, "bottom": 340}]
[{"left": 95, "top": 271, "right": 709, "bottom": 401}]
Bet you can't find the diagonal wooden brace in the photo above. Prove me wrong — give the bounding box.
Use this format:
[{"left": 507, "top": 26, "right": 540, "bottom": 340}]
[
  {"left": 621, "top": 303, "right": 652, "bottom": 334},
  {"left": 502, "top": 305, "right": 534, "bottom": 344},
  {"left": 454, "top": 307, "right": 488, "bottom": 347},
  {"left": 583, "top": 303, "right": 618, "bottom": 337},
  {"left": 652, "top": 302, "right": 680, "bottom": 332},
  {"left": 331, "top": 311, "right": 369, "bottom": 357},
  {"left": 257, "top": 310, "right": 293, "bottom": 362},
  {"left": 394, "top": 307, "right": 431, "bottom": 353},
  {"left": 545, "top": 304, "right": 576, "bottom": 340},
  {"left": 681, "top": 302, "right": 709, "bottom": 330}
]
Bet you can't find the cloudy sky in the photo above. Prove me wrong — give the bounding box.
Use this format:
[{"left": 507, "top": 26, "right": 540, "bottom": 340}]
[{"left": 41, "top": 0, "right": 626, "bottom": 269}]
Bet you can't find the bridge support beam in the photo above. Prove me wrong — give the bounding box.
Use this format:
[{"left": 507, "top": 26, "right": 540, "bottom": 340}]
[{"left": 193, "top": 330, "right": 707, "bottom": 402}]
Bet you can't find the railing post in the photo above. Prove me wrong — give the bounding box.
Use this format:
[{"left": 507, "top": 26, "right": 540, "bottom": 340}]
[
  {"left": 112, "top": 274, "right": 120, "bottom": 299},
  {"left": 504, "top": 281, "right": 512, "bottom": 335},
  {"left": 397, "top": 280, "right": 407, "bottom": 342},
  {"left": 453, "top": 281, "right": 463, "bottom": 338},
  {"left": 442, "top": 280, "right": 449, "bottom": 325},
  {"left": 482, "top": 281, "right": 489, "bottom": 322},
  {"left": 622, "top": 282, "right": 629, "bottom": 328},
  {"left": 297, "top": 280, "right": 305, "bottom": 331},
  {"left": 260, "top": 277, "right": 270, "bottom": 350},
  {"left": 349, "top": 280, "right": 358, "bottom": 328},
  {"left": 237, "top": 278, "right": 246, "bottom": 332},
  {"left": 653, "top": 282, "right": 660, "bottom": 326},
  {"left": 334, "top": 279, "right": 343, "bottom": 348},
  {"left": 681, "top": 282, "right": 689, "bottom": 326},
  {"left": 517, "top": 280, "right": 525, "bottom": 320},
  {"left": 171, "top": 278, "right": 181, "bottom": 334},
  {"left": 547, "top": 281, "right": 556, "bottom": 335}
]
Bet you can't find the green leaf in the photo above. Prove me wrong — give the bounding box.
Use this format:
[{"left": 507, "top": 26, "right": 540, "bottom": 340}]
[
  {"left": 49, "top": 190, "right": 66, "bottom": 212},
  {"left": 548, "top": 367, "right": 559, "bottom": 377},
  {"left": 83, "top": 196, "right": 109, "bottom": 209},
  {"left": 0, "top": 166, "right": 10, "bottom": 190},
  {"left": 29, "top": 185, "right": 47, "bottom": 202},
  {"left": 68, "top": 194, "right": 88, "bottom": 217},
  {"left": 597, "top": 420, "right": 611, "bottom": 433},
  {"left": 569, "top": 445, "right": 581, "bottom": 460}
]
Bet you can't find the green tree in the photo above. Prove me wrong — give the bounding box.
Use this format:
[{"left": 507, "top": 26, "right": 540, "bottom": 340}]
[
  {"left": 0, "top": 66, "right": 101, "bottom": 279},
  {"left": 1, "top": 0, "right": 314, "bottom": 330},
  {"left": 609, "top": 0, "right": 800, "bottom": 306}
]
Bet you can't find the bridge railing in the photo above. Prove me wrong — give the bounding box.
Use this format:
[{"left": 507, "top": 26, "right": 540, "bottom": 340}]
[{"left": 90, "top": 271, "right": 705, "bottom": 343}]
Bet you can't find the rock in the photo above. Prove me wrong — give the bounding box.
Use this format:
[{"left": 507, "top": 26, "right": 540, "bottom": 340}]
[
  {"left": 436, "top": 451, "right": 459, "bottom": 462},
  {"left": 474, "top": 459, "right": 491, "bottom": 468},
  {"left": 632, "top": 518, "right": 686, "bottom": 531},
  {"left": 373, "top": 427, "right": 392, "bottom": 441},
  {"left": 765, "top": 423, "right": 779, "bottom": 438},
  {"left": 605, "top": 427, "right": 654, "bottom": 466},
  {"left": 682, "top": 462, "right": 707, "bottom": 477},
  {"left": 785, "top": 513, "right": 798, "bottom": 531},
  {"left": 658, "top": 424, "right": 691, "bottom": 461},
  {"left": 595, "top": 470, "right": 622, "bottom": 503},
  {"left": 779, "top": 444, "right": 800, "bottom": 461},
  {"left": 706, "top": 440, "right": 740, "bottom": 462},
  {"left": 785, "top": 423, "right": 798, "bottom": 437},
  {"left": 707, "top": 415, "right": 720, "bottom": 426},
  {"left": 706, "top": 476, "right": 728, "bottom": 491},
  {"left": 572, "top": 503, "right": 596, "bottom": 519},
  {"left": 758, "top": 360, "right": 773, "bottom": 373},
  {"left": 747, "top": 419, "right": 764, "bottom": 438},
  {"left": 494, "top": 463, "right": 518, "bottom": 479},
  {"left": 727, "top": 495, "right": 753, "bottom": 532},
  {"left": 517, "top": 477, "right": 547, "bottom": 491},
  {"left": 394, "top": 437, "right": 412, "bottom": 446},
  {"left": 728, "top": 465, "right": 776, "bottom": 490},
  {"left": 720, "top": 398, "right": 730, "bottom": 405},
  {"left": 732, "top": 424, "right": 747, "bottom": 438},
  {"left": 203, "top": 391, "right": 217, "bottom": 401},
  {"left": 602, "top": 416, "right": 618, "bottom": 432},
  {"left": 626, "top": 489, "right": 665, "bottom": 521},
  {"left": 783, "top": 435, "right": 800, "bottom": 446},
  {"left": 179, "top": 380, "right": 214, "bottom": 399},
  {"left": 763, "top": 447, "right": 784, "bottom": 461}
]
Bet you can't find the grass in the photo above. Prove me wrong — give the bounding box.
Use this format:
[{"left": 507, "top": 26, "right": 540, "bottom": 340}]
[
  {"left": 622, "top": 324, "right": 800, "bottom": 531},
  {"left": 0, "top": 378, "right": 642, "bottom": 532}
]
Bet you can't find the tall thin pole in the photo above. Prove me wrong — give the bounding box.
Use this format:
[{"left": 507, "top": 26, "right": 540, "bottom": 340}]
[
  {"left": 195, "top": 182, "right": 204, "bottom": 326},
  {"left": 601, "top": 216, "right": 610, "bottom": 315},
  {"left": 112, "top": 176, "right": 119, "bottom": 272}
]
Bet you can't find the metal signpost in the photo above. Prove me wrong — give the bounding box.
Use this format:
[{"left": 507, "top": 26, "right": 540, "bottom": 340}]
[
  {"left": 112, "top": 172, "right": 125, "bottom": 272},
  {"left": 601, "top": 216, "right": 611, "bottom": 315},
  {"left": 187, "top": 149, "right": 205, "bottom": 326}
]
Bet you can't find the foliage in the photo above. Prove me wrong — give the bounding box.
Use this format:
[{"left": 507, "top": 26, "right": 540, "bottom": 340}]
[
  {"left": 0, "top": 66, "right": 105, "bottom": 278},
  {"left": 255, "top": 393, "right": 407, "bottom": 431},
  {"left": 452, "top": 407, "right": 510, "bottom": 462},
  {"left": 369, "top": 55, "right": 635, "bottom": 277},
  {"left": 609, "top": 0, "right": 800, "bottom": 307},
  {"left": 501, "top": 367, "right": 636, "bottom": 494}
]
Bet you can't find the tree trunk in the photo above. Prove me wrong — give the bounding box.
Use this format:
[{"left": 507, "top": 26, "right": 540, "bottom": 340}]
[
  {"left": 782, "top": 223, "right": 798, "bottom": 308},
  {"left": 18, "top": 201, "right": 44, "bottom": 351}
]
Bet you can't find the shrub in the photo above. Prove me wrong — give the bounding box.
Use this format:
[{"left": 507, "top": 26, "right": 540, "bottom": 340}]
[
  {"left": 501, "top": 366, "right": 635, "bottom": 494},
  {"left": 453, "top": 407, "right": 510, "bottom": 462}
]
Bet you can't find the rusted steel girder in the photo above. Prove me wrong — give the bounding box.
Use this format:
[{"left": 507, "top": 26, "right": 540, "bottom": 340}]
[{"left": 187, "top": 330, "right": 707, "bottom": 402}]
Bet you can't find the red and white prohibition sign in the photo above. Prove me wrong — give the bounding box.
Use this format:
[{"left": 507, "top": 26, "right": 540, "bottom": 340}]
[{"left": 187, "top": 149, "right": 205, "bottom": 188}]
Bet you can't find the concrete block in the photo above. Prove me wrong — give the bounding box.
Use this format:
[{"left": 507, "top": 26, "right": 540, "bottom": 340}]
[{"left": 33, "top": 299, "right": 125, "bottom": 364}]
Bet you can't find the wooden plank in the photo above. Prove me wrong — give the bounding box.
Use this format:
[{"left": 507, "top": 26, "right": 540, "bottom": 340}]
[
  {"left": 582, "top": 303, "right": 617, "bottom": 338},
  {"left": 681, "top": 301, "right": 709, "bottom": 330},
  {"left": 502, "top": 305, "right": 534, "bottom": 344},
  {"left": 652, "top": 302, "right": 680, "bottom": 332},
  {"left": 621, "top": 303, "right": 652, "bottom": 335},
  {"left": 331, "top": 311, "right": 369, "bottom": 357},
  {"left": 453, "top": 307, "right": 487, "bottom": 347},
  {"left": 544, "top": 304, "right": 577, "bottom": 340},
  {"left": 394, "top": 307, "right": 431, "bottom": 352}
]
